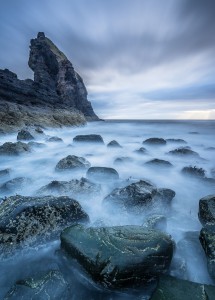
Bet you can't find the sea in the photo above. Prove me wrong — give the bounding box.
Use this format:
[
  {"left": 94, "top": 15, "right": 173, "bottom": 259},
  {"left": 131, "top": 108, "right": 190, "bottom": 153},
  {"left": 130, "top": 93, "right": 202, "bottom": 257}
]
[{"left": 0, "top": 120, "right": 215, "bottom": 299}]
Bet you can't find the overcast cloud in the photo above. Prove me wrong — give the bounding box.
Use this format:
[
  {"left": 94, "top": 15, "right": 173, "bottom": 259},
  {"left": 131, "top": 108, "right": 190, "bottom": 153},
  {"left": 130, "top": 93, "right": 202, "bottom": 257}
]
[{"left": 0, "top": 0, "right": 215, "bottom": 119}]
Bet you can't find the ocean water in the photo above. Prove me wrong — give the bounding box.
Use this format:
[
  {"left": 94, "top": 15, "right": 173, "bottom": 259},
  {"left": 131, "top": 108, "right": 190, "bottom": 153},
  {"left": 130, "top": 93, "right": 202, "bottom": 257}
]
[{"left": 0, "top": 120, "right": 215, "bottom": 298}]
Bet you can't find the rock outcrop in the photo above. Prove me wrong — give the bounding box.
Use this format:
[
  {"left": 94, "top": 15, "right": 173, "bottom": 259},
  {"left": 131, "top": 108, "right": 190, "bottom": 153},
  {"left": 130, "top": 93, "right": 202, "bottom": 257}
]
[{"left": 0, "top": 32, "right": 99, "bottom": 132}]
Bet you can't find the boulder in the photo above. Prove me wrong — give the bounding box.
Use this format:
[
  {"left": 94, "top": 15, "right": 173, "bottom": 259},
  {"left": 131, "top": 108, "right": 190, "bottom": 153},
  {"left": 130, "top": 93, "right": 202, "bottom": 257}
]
[
  {"left": 168, "top": 147, "right": 200, "bottom": 157},
  {"left": 114, "top": 157, "right": 133, "bottom": 165},
  {"left": 61, "top": 224, "right": 174, "bottom": 288},
  {"left": 86, "top": 167, "right": 119, "bottom": 181},
  {"left": 199, "top": 227, "right": 215, "bottom": 279},
  {"left": 47, "top": 136, "right": 63, "bottom": 142},
  {"left": 0, "top": 142, "right": 31, "bottom": 156},
  {"left": 107, "top": 140, "right": 122, "bottom": 148},
  {"left": 198, "top": 195, "right": 215, "bottom": 227},
  {"left": 55, "top": 155, "right": 90, "bottom": 171},
  {"left": 0, "top": 177, "right": 31, "bottom": 195},
  {"left": 166, "top": 139, "right": 187, "bottom": 144},
  {"left": 17, "top": 130, "right": 35, "bottom": 141},
  {"left": 144, "top": 159, "right": 173, "bottom": 168},
  {"left": 73, "top": 134, "right": 104, "bottom": 144},
  {"left": 28, "top": 141, "right": 46, "bottom": 148},
  {"left": 143, "top": 138, "right": 166, "bottom": 146},
  {"left": 151, "top": 275, "right": 215, "bottom": 300},
  {"left": 4, "top": 270, "right": 70, "bottom": 300},
  {"left": 0, "top": 168, "right": 11, "bottom": 179},
  {"left": 134, "top": 147, "right": 148, "bottom": 155},
  {"left": 103, "top": 180, "right": 175, "bottom": 213},
  {"left": 0, "top": 195, "right": 89, "bottom": 245},
  {"left": 34, "top": 127, "right": 44, "bottom": 134},
  {"left": 37, "top": 177, "right": 101, "bottom": 199},
  {"left": 181, "top": 166, "right": 206, "bottom": 178}
]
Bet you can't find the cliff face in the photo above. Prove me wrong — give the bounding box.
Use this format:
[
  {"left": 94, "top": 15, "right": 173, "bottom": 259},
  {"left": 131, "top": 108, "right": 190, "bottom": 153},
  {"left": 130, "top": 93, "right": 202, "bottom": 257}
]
[{"left": 0, "top": 32, "right": 99, "bottom": 132}]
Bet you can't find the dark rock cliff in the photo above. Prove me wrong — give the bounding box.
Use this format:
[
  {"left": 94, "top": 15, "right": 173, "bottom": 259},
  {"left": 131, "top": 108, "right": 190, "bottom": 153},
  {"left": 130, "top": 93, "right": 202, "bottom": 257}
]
[{"left": 0, "top": 32, "right": 99, "bottom": 131}]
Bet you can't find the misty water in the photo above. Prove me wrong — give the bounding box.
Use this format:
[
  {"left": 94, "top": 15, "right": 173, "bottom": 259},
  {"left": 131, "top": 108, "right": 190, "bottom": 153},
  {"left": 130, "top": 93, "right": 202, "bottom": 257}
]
[{"left": 0, "top": 120, "right": 215, "bottom": 299}]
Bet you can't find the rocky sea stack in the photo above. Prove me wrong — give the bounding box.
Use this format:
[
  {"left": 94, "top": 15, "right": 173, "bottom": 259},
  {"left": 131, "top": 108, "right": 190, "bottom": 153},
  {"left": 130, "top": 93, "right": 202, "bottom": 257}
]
[{"left": 0, "top": 32, "right": 99, "bottom": 132}]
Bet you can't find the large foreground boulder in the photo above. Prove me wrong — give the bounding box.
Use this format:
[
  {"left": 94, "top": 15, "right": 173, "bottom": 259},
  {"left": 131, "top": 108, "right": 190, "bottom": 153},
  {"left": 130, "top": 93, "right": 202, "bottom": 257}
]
[
  {"left": 87, "top": 167, "right": 119, "bottom": 181},
  {"left": 73, "top": 134, "right": 104, "bottom": 144},
  {"left": 151, "top": 275, "right": 215, "bottom": 300},
  {"left": 0, "top": 195, "right": 89, "bottom": 246},
  {"left": 103, "top": 180, "right": 175, "bottom": 213},
  {"left": 0, "top": 142, "right": 31, "bottom": 156},
  {"left": 37, "top": 177, "right": 101, "bottom": 199},
  {"left": 61, "top": 224, "right": 174, "bottom": 288},
  {"left": 55, "top": 155, "right": 90, "bottom": 171},
  {"left": 4, "top": 270, "right": 70, "bottom": 300}
]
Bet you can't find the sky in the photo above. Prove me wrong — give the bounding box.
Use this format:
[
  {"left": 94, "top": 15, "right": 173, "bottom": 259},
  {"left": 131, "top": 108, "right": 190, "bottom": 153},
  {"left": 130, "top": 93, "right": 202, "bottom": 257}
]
[{"left": 0, "top": 0, "right": 215, "bottom": 119}]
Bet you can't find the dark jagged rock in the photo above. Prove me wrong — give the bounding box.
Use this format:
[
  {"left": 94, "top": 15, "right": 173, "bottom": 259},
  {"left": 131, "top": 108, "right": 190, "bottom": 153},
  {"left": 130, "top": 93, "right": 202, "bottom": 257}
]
[
  {"left": 103, "top": 180, "right": 175, "bottom": 213},
  {"left": 181, "top": 166, "right": 206, "bottom": 178},
  {"left": 144, "top": 159, "right": 173, "bottom": 168},
  {"left": 0, "top": 142, "right": 31, "bottom": 156},
  {"left": 61, "top": 224, "right": 174, "bottom": 288},
  {"left": 55, "top": 155, "right": 90, "bottom": 171},
  {"left": 0, "top": 177, "right": 31, "bottom": 196},
  {"left": 0, "top": 33, "right": 99, "bottom": 132},
  {"left": 143, "top": 138, "right": 166, "bottom": 146},
  {"left": 47, "top": 136, "right": 63, "bottom": 142},
  {"left": 17, "top": 129, "right": 35, "bottom": 141},
  {"left": 199, "top": 227, "right": 215, "bottom": 279},
  {"left": 168, "top": 147, "right": 200, "bottom": 157},
  {"left": 151, "top": 275, "right": 215, "bottom": 300},
  {"left": 107, "top": 140, "right": 122, "bottom": 148},
  {"left": 73, "top": 134, "right": 104, "bottom": 144},
  {"left": 87, "top": 167, "right": 119, "bottom": 181},
  {"left": 0, "top": 195, "right": 89, "bottom": 247},
  {"left": 198, "top": 195, "right": 215, "bottom": 227},
  {"left": 37, "top": 177, "right": 101, "bottom": 199},
  {"left": 4, "top": 270, "right": 70, "bottom": 300}
]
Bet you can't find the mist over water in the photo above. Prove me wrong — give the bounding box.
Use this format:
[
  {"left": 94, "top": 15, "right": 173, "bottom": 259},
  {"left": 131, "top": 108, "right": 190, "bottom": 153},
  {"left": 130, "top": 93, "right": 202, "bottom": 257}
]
[{"left": 0, "top": 120, "right": 215, "bottom": 298}]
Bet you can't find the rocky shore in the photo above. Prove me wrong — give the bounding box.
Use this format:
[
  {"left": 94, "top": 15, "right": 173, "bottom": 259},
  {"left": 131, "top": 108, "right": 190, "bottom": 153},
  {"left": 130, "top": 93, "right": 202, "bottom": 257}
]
[{"left": 0, "top": 32, "right": 99, "bottom": 133}]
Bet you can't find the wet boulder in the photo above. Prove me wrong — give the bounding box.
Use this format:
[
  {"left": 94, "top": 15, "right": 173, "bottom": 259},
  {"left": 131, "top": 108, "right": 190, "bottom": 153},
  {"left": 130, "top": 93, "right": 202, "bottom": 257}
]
[
  {"left": 0, "top": 177, "right": 32, "bottom": 196},
  {"left": 47, "top": 136, "right": 63, "bottom": 142},
  {"left": 73, "top": 134, "right": 104, "bottom": 144},
  {"left": 114, "top": 157, "right": 133, "bottom": 165},
  {"left": 17, "top": 129, "right": 35, "bottom": 141},
  {"left": 143, "top": 138, "right": 166, "bottom": 146},
  {"left": 61, "top": 224, "right": 174, "bottom": 288},
  {"left": 198, "top": 195, "right": 215, "bottom": 227},
  {"left": 181, "top": 166, "right": 206, "bottom": 178},
  {"left": 0, "top": 142, "right": 31, "bottom": 156},
  {"left": 0, "top": 195, "right": 89, "bottom": 245},
  {"left": 151, "top": 275, "right": 215, "bottom": 300},
  {"left": 168, "top": 147, "right": 200, "bottom": 157},
  {"left": 107, "top": 140, "right": 122, "bottom": 148},
  {"left": 35, "top": 127, "right": 44, "bottom": 134},
  {"left": 199, "top": 227, "right": 215, "bottom": 279},
  {"left": 87, "top": 167, "right": 119, "bottom": 182},
  {"left": 166, "top": 139, "right": 187, "bottom": 144},
  {"left": 134, "top": 147, "right": 148, "bottom": 155},
  {"left": 28, "top": 141, "right": 46, "bottom": 148},
  {"left": 103, "top": 180, "right": 175, "bottom": 213},
  {"left": 55, "top": 155, "right": 90, "bottom": 171},
  {"left": 37, "top": 177, "right": 101, "bottom": 199},
  {"left": 144, "top": 159, "right": 173, "bottom": 168},
  {"left": 0, "top": 168, "right": 11, "bottom": 179},
  {"left": 4, "top": 270, "right": 70, "bottom": 300}
]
